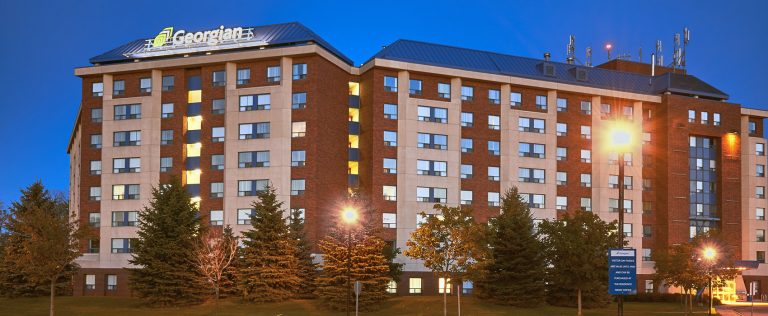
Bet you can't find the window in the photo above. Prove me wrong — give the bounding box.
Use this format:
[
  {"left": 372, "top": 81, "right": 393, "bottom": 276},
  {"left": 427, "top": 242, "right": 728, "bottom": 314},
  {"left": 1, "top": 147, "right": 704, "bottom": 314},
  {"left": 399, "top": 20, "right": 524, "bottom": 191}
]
[
  {"left": 750, "top": 121, "right": 757, "bottom": 135},
  {"left": 758, "top": 143, "right": 765, "bottom": 156},
  {"left": 387, "top": 280, "right": 397, "bottom": 294},
  {"left": 520, "top": 193, "right": 545, "bottom": 209},
  {"left": 518, "top": 117, "right": 545, "bottom": 133},
  {"left": 383, "top": 158, "right": 397, "bottom": 174},
  {"left": 488, "top": 141, "right": 500, "bottom": 156},
  {"left": 291, "top": 179, "right": 305, "bottom": 196},
  {"left": 292, "top": 63, "right": 307, "bottom": 80},
  {"left": 211, "top": 154, "right": 224, "bottom": 170},
  {"left": 642, "top": 248, "right": 652, "bottom": 262},
  {"left": 409, "top": 278, "right": 422, "bottom": 294},
  {"left": 758, "top": 186, "right": 766, "bottom": 199},
  {"left": 580, "top": 173, "right": 591, "bottom": 187},
  {"left": 161, "top": 75, "right": 174, "bottom": 91},
  {"left": 417, "top": 160, "right": 447, "bottom": 177},
  {"left": 383, "top": 104, "right": 398, "bottom": 120},
  {"left": 438, "top": 83, "right": 450, "bottom": 99},
  {"left": 160, "top": 103, "right": 174, "bottom": 118},
  {"left": 417, "top": 133, "right": 448, "bottom": 150},
  {"left": 85, "top": 274, "right": 96, "bottom": 290},
  {"left": 89, "top": 186, "right": 100, "bottom": 201},
  {"left": 114, "top": 104, "right": 141, "bottom": 120},
  {"left": 159, "top": 157, "right": 172, "bottom": 172},
  {"left": 460, "top": 164, "right": 473, "bottom": 179},
  {"left": 556, "top": 196, "right": 567, "bottom": 210},
  {"left": 643, "top": 132, "right": 651, "bottom": 145},
  {"left": 623, "top": 105, "right": 633, "bottom": 120},
  {"left": 557, "top": 147, "right": 567, "bottom": 161},
  {"left": 384, "top": 131, "right": 398, "bottom": 146},
  {"left": 114, "top": 157, "right": 141, "bottom": 173},
  {"left": 239, "top": 122, "right": 270, "bottom": 139},
  {"left": 643, "top": 225, "right": 652, "bottom": 238},
  {"left": 92, "top": 82, "right": 104, "bottom": 96},
  {"left": 111, "top": 238, "right": 135, "bottom": 253},
  {"left": 488, "top": 89, "right": 501, "bottom": 104},
  {"left": 438, "top": 278, "right": 452, "bottom": 294},
  {"left": 238, "top": 180, "right": 269, "bottom": 196},
  {"left": 238, "top": 151, "right": 270, "bottom": 168},
  {"left": 488, "top": 166, "right": 500, "bottom": 181},
  {"left": 556, "top": 171, "right": 567, "bottom": 185},
  {"left": 460, "top": 190, "right": 473, "bottom": 205},
  {"left": 461, "top": 112, "right": 474, "bottom": 127},
  {"left": 139, "top": 77, "right": 151, "bottom": 93},
  {"left": 713, "top": 113, "right": 721, "bottom": 126},
  {"left": 91, "top": 108, "right": 102, "bottom": 122},
  {"left": 557, "top": 98, "right": 567, "bottom": 112},
  {"left": 210, "top": 210, "right": 223, "bottom": 226},
  {"left": 89, "top": 160, "right": 101, "bottom": 175},
  {"left": 510, "top": 92, "right": 522, "bottom": 107},
  {"left": 212, "top": 99, "right": 226, "bottom": 114},
  {"left": 556, "top": 123, "right": 567, "bottom": 136},
  {"left": 236, "top": 68, "right": 250, "bottom": 85},
  {"left": 461, "top": 138, "right": 473, "bottom": 153},
  {"left": 758, "top": 251, "right": 766, "bottom": 264},
  {"left": 758, "top": 230, "right": 766, "bottom": 242},
  {"left": 237, "top": 209, "right": 253, "bottom": 225},
  {"left": 645, "top": 280, "right": 654, "bottom": 294},
  {"left": 210, "top": 182, "right": 224, "bottom": 198},
  {"left": 417, "top": 106, "right": 448, "bottom": 123},
  {"left": 758, "top": 208, "right": 766, "bottom": 220},
  {"left": 700, "top": 111, "right": 709, "bottom": 125},
  {"left": 581, "top": 126, "right": 591, "bottom": 139},
  {"left": 239, "top": 94, "right": 270, "bottom": 111},
  {"left": 488, "top": 115, "right": 500, "bottom": 130},
  {"left": 600, "top": 104, "right": 611, "bottom": 119},
  {"left": 160, "top": 130, "right": 173, "bottom": 145},
  {"left": 289, "top": 208, "right": 305, "bottom": 224},
  {"left": 384, "top": 76, "right": 397, "bottom": 92},
  {"left": 580, "top": 198, "right": 592, "bottom": 211},
  {"left": 580, "top": 149, "right": 591, "bottom": 163},
  {"left": 644, "top": 201, "right": 654, "bottom": 214},
  {"left": 112, "top": 211, "right": 138, "bottom": 227},
  {"left": 383, "top": 213, "right": 397, "bottom": 228},
  {"left": 580, "top": 101, "right": 592, "bottom": 115},
  {"left": 609, "top": 199, "right": 633, "bottom": 213},
  {"left": 461, "top": 86, "right": 473, "bottom": 101},
  {"left": 519, "top": 168, "right": 545, "bottom": 183},
  {"left": 267, "top": 66, "right": 281, "bottom": 82},
  {"left": 292, "top": 122, "right": 306, "bottom": 138},
  {"left": 112, "top": 184, "right": 139, "bottom": 200},
  {"left": 519, "top": 142, "right": 545, "bottom": 158},
  {"left": 210, "top": 127, "right": 225, "bottom": 143},
  {"left": 113, "top": 80, "right": 125, "bottom": 96},
  {"left": 535, "top": 95, "right": 547, "bottom": 110},
  {"left": 90, "top": 134, "right": 102, "bottom": 148},
  {"left": 292, "top": 92, "right": 307, "bottom": 109},
  {"left": 383, "top": 185, "right": 397, "bottom": 201},
  {"left": 417, "top": 187, "right": 447, "bottom": 203},
  {"left": 409, "top": 79, "right": 422, "bottom": 95},
  {"left": 89, "top": 213, "right": 100, "bottom": 227},
  {"left": 688, "top": 110, "right": 696, "bottom": 123},
  {"left": 291, "top": 150, "right": 306, "bottom": 167},
  {"left": 623, "top": 223, "right": 633, "bottom": 237}
]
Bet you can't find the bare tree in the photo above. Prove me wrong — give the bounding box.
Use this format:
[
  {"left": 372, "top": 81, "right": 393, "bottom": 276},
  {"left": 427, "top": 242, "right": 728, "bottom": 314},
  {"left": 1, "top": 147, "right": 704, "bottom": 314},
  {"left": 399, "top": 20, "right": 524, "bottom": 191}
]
[{"left": 193, "top": 225, "right": 238, "bottom": 306}]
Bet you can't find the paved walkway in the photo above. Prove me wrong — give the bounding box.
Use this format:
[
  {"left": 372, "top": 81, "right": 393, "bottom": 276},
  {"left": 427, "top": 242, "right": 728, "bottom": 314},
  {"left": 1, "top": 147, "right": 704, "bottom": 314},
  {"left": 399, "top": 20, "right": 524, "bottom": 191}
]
[{"left": 718, "top": 302, "right": 768, "bottom": 316}]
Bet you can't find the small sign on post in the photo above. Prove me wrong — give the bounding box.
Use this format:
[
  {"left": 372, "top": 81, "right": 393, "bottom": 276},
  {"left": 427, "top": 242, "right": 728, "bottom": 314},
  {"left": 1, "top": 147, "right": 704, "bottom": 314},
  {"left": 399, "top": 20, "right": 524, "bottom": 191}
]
[
  {"left": 354, "top": 281, "right": 361, "bottom": 316},
  {"left": 609, "top": 248, "right": 637, "bottom": 295}
]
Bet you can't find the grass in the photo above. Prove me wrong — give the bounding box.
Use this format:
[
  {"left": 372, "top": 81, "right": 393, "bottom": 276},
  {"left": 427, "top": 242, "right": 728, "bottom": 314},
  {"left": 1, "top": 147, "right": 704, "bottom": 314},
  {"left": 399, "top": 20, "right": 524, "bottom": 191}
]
[{"left": 0, "top": 295, "right": 711, "bottom": 316}]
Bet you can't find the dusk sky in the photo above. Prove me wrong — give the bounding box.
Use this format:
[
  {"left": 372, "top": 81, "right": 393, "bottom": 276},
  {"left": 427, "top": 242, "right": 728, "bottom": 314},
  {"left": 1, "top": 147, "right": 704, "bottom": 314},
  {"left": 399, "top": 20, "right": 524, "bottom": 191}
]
[{"left": 0, "top": 0, "right": 766, "bottom": 204}]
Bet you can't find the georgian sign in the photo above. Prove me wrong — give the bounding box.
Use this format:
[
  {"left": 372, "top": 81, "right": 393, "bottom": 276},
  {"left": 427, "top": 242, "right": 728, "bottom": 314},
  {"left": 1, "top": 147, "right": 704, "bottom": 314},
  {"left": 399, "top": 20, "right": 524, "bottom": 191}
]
[{"left": 129, "top": 25, "right": 264, "bottom": 59}]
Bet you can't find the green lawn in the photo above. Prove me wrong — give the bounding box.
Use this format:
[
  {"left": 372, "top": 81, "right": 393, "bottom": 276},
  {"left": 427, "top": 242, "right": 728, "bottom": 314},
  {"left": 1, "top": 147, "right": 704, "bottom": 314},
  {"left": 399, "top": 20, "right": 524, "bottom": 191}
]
[{"left": 0, "top": 296, "right": 711, "bottom": 316}]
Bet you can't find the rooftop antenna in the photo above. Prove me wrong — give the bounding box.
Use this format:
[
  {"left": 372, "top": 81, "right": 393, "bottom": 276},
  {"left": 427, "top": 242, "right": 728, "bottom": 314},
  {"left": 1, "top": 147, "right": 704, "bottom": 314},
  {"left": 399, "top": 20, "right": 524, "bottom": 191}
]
[
  {"left": 566, "top": 35, "right": 576, "bottom": 64},
  {"left": 670, "top": 33, "right": 682, "bottom": 70},
  {"left": 638, "top": 47, "right": 643, "bottom": 62},
  {"left": 586, "top": 46, "right": 592, "bottom": 67},
  {"left": 682, "top": 27, "right": 690, "bottom": 70},
  {"left": 655, "top": 40, "right": 663, "bottom": 66}
]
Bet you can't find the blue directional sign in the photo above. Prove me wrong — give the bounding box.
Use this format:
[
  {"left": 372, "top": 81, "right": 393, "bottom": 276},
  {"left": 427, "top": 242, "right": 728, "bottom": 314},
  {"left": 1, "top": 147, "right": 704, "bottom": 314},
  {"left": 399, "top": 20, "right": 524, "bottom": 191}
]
[{"left": 608, "top": 248, "right": 637, "bottom": 295}]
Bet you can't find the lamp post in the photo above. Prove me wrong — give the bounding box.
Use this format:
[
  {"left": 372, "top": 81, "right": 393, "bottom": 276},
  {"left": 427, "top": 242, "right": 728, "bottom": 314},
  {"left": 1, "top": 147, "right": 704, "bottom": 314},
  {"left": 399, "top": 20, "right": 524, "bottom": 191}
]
[
  {"left": 703, "top": 247, "right": 717, "bottom": 316},
  {"left": 609, "top": 122, "right": 634, "bottom": 316},
  {"left": 341, "top": 207, "right": 358, "bottom": 316}
]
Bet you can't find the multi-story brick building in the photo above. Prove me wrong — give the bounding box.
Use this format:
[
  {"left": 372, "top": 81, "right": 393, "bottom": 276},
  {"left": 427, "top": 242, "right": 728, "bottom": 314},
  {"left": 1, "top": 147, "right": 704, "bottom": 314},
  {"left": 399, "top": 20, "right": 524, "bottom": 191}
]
[{"left": 68, "top": 22, "right": 768, "bottom": 297}]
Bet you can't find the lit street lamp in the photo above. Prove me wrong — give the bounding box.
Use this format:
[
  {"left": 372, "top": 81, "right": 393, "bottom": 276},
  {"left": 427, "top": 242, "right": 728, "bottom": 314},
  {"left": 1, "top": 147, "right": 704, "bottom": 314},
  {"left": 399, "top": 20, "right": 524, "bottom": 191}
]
[
  {"left": 703, "top": 247, "right": 717, "bottom": 316},
  {"left": 341, "top": 207, "right": 358, "bottom": 316}
]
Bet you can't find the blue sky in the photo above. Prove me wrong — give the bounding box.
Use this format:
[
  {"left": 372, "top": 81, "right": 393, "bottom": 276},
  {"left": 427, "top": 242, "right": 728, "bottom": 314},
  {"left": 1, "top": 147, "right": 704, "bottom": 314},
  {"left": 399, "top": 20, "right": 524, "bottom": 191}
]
[{"left": 0, "top": 0, "right": 766, "bottom": 204}]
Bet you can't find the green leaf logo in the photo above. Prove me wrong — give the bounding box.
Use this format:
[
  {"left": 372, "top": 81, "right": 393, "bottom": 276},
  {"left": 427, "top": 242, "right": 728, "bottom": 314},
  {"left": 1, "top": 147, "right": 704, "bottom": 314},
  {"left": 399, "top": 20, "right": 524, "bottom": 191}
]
[{"left": 152, "top": 27, "right": 173, "bottom": 48}]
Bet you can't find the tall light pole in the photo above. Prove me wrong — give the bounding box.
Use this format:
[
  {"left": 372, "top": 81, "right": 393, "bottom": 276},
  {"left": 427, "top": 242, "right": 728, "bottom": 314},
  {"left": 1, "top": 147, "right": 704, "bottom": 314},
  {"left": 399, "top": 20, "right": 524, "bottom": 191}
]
[
  {"left": 608, "top": 122, "right": 634, "bottom": 316},
  {"left": 703, "top": 247, "right": 717, "bottom": 316},
  {"left": 341, "top": 207, "right": 358, "bottom": 316}
]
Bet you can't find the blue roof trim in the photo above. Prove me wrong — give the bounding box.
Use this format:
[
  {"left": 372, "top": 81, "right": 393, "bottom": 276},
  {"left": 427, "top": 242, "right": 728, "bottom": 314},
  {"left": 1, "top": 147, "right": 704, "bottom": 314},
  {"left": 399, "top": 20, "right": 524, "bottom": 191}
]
[
  {"left": 370, "top": 39, "right": 728, "bottom": 99},
  {"left": 89, "top": 22, "right": 353, "bottom": 66}
]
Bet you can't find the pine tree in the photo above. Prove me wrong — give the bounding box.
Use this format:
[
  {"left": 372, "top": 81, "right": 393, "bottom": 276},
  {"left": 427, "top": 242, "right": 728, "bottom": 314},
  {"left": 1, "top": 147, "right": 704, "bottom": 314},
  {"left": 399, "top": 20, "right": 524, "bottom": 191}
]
[
  {"left": 237, "top": 186, "right": 300, "bottom": 302},
  {"left": 475, "top": 187, "right": 546, "bottom": 307},
  {"left": 128, "top": 177, "right": 206, "bottom": 306},
  {"left": 288, "top": 208, "right": 317, "bottom": 299}
]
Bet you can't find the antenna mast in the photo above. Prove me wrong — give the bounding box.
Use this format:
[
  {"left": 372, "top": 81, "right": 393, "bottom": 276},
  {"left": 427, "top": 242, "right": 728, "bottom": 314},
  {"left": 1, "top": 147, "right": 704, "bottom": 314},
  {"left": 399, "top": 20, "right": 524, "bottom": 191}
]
[
  {"left": 655, "top": 40, "right": 663, "bottom": 66},
  {"left": 682, "top": 27, "right": 690, "bottom": 70},
  {"left": 586, "top": 46, "right": 592, "bottom": 67},
  {"left": 567, "top": 35, "right": 576, "bottom": 64}
]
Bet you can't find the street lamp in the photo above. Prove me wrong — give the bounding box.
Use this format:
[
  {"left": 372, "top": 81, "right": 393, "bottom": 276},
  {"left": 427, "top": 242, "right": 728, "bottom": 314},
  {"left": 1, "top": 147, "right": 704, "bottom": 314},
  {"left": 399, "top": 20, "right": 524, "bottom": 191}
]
[
  {"left": 702, "top": 247, "right": 717, "bottom": 316},
  {"left": 341, "top": 207, "right": 358, "bottom": 316},
  {"left": 607, "top": 121, "right": 635, "bottom": 316}
]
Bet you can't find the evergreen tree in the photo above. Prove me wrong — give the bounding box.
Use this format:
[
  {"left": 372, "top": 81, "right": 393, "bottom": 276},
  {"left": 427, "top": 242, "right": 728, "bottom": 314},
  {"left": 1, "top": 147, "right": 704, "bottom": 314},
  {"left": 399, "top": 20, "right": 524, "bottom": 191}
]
[
  {"left": 128, "top": 177, "right": 206, "bottom": 306},
  {"left": 538, "top": 211, "right": 617, "bottom": 315},
  {"left": 237, "top": 186, "right": 300, "bottom": 302},
  {"left": 288, "top": 208, "right": 317, "bottom": 299},
  {"left": 475, "top": 187, "right": 546, "bottom": 307}
]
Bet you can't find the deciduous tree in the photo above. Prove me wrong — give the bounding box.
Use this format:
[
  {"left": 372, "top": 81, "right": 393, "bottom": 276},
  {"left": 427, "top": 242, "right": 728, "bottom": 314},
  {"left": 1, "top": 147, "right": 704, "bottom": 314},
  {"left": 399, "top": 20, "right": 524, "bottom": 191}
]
[{"left": 193, "top": 225, "right": 238, "bottom": 304}]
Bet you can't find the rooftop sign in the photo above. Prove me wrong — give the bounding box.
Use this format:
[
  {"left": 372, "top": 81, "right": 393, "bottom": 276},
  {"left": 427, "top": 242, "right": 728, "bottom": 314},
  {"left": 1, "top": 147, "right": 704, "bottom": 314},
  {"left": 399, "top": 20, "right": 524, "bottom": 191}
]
[{"left": 128, "top": 25, "right": 266, "bottom": 59}]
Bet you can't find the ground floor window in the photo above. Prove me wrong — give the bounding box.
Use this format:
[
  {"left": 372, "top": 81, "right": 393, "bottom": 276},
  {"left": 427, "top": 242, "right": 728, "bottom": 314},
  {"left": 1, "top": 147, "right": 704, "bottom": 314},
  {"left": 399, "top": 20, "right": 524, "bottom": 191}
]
[
  {"left": 645, "top": 280, "right": 654, "bottom": 293},
  {"left": 409, "top": 278, "right": 422, "bottom": 294},
  {"left": 462, "top": 280, "right": 473, "bottom": 294},
  {"left": 386, "top": 280, "right": 397, "bottom": 294},
  {"left": 106, "top": 275, "right": 117, "bottom": 291},
  {"left": 85, "top": 274, "right": 95, "bottom": 290},
  {"left": 438, "top": 277, "right": 452, "bottom": 294}
]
